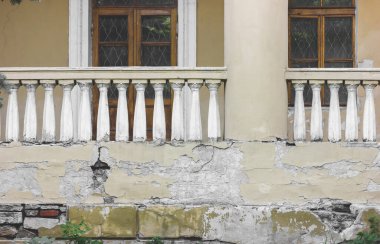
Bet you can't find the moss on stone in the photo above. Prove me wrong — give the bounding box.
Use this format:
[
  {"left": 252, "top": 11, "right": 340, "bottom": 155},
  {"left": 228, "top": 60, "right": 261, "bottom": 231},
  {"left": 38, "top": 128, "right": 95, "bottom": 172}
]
[
  {"left": 361, "top": 208, "right": 380, "bottom": 232},
  {"left": 138, "top": 206, "right": 207, "bottom": 238},
  {"left": 102, "top": 207, "right": 137, "bottom": 238},
  {"left": 271, "top": 209, "right": 325, "bottom": 236}
]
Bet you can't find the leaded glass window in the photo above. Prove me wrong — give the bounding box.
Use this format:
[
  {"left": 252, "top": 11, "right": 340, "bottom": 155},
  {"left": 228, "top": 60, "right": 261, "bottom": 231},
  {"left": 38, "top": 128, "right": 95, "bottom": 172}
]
[{"left": 288, "top": 0, "right": 355, "bottom": 106}]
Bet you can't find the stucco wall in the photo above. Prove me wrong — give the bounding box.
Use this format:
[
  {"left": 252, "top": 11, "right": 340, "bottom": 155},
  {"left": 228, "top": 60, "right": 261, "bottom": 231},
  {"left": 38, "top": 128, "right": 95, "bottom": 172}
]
[
  {"left": 0, "top": 0, "right": 69, "bottom": 67},
  {"left": 0, "top": 141, "right": 379, "bottom": 242},
  {"left": 357, "top": 0, "right": 380, "bottom": 68}
]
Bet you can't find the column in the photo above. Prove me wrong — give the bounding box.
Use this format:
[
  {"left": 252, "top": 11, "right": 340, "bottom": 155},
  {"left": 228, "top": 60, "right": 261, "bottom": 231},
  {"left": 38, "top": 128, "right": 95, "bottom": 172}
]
[
  {"left": 152, "top": 80, "right": 166, "bottom": 142},
  {"left": 133, "top": 80, "right": 147, "bottom": 142},
  {"left": 4, "top": 81, "right": 20, "bottom": 142},
  {"left": 41, "top": 80, "right": 56, "bottom": 143},
  {"left": 115, "top": 81, "right": 129, "bottom": 142},
  {"left": 224, "top": 0, "right": 288, "bottom": 140},
  {"left": 170, "top": 80, "right": 184, "bottom": 142},
  {"left": 293, "top": 81, "right": 306, "bottom": 142},
  {"left": 345, "top": 81, "right": 359, "bottom": 142},
  {"left": 96, "top": 80, "right": 110, "bottom": 141},
  {"left": 78, "top": 80, "right": 92, "bottom": 141},
  {"left": 362, "top": 81, "right": 377, "bottom": 142},
  {"left": 206, "top": 80, "right": 221, "bottom": 141},
  {"left": 59, "top": 81, "right": 74, "bottom": 142},
  {"left": 310, "top": 80, "right": 323, "bottom": 141},
  {"left": 22, "top": 80, "right": 38, "bottom": 143},
  {"left": 188, "top": 79, "right": 203, "bottom": 141},
  {"left": 328, "top": 81, "right": 342, "bottom": 142}
]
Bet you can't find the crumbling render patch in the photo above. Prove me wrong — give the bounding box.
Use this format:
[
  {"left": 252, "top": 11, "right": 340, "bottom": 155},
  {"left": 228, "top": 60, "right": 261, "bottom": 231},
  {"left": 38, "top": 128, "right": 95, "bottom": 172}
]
[
  {"left": 115, "top": 144, "right": 248, "bottom": 205},
  {"left": 0, "top": 164, "right": 42, "bottom": 197}
]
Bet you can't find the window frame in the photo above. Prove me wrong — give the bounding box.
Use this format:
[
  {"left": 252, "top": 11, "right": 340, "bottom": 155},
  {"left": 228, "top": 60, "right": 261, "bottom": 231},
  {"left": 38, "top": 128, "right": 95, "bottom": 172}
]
[{"left": 288, "top": 1, "right": 356, "bottom": 107}]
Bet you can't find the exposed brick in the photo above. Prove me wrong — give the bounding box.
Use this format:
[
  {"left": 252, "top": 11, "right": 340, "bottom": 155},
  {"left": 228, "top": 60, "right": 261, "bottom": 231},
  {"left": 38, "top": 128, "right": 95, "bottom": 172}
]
[{"left": 39, "top": 210, "right": 60, "bottom": 218}]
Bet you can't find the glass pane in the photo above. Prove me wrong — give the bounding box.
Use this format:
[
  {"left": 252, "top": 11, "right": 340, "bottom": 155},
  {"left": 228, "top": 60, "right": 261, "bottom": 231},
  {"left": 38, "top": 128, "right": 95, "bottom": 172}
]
[
  {"left": 323, "top": 0, "right": 352, "bottom": 7},
  {"left": 99, "top": 16, "right": 129, "bottom": 42},
  {"left": 141, "top": 45, "right": 170, "bottom": 66},
  {"left": 96, "top": 0, "right": 133, "bottom": 6},
  {"left": 325, "top": 17, "right": 353, "bottom": 59},
  {"left": 108, "top": 84, "right": 119, "bottom": 99},
  {"left": 290, "top": 18, "right": 318, "bottom": 60},
  {"left": 289, "top": 0, "right": 320, "bottom": 8},
  {"left": 99, "top": 46, "right": 128, "bottom": 66},
  {"left": 325, "top": 61, "right": 353, "bottom": 68},
  {"left": 291, "top": 61, "right": 318, "bottom": 68},
  {"left": 142, "top": 16, "right": 171, "bottom": 42},
  {"left": 324, "top": 84, "right": 348, "bottom": 106},
  {"left": 145, "top": 83, "right": 171, "bottom": 99}
]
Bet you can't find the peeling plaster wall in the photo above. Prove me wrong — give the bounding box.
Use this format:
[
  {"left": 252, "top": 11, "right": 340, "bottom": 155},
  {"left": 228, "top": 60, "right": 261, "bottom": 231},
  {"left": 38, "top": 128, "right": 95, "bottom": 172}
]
[
  {"left": 0, "top": 142, "right": 379, "bottom": 205},
  {"left": 0, "top": 142, "right": 379, "bottom": 242}
]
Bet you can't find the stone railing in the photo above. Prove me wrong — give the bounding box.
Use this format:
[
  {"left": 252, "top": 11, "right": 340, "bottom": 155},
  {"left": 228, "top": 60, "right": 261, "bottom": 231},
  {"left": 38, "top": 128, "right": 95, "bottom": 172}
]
[
  {"left": 0, "top": 67, "right": 227, "bottom": 143},
  {"left": 286, "top": 68, "right": 380, "bottom": 142}
]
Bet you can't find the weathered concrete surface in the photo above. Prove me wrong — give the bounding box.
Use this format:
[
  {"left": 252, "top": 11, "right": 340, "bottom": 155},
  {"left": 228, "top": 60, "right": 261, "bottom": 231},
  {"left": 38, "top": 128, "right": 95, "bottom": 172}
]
[
  {"left": 0, "top": 142, "right": 379, "bottom": 242},
  {"left": 32, "top": 203, "right": 380, "bottom": 243},
  {"left": 0, "top": 142, "right": 379, "bottom": 205}
]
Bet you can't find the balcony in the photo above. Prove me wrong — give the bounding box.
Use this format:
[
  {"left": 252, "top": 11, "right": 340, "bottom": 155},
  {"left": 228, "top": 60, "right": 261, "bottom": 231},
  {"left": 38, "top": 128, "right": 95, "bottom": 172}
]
[
  {"left": 286, "top": 68, "right": 380, "bottom": 143},
  {"left": 0, "top": 67, "right": 227, "bottom": 144}
]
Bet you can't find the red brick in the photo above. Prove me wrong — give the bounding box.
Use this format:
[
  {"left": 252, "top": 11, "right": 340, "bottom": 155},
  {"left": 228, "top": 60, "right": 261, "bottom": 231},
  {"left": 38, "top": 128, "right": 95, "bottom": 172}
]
[{"left": 39, "top": 210, "right": 60, "bottom": 217}]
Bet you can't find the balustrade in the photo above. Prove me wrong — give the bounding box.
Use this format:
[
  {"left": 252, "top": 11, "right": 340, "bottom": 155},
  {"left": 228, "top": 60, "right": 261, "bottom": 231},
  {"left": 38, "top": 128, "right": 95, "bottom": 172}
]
[
  {"left": 287, "top": 68, "right": 380, "bottom": 143},
  {"left": 0, "top": 67, "right": 226, "bottom": 143}
]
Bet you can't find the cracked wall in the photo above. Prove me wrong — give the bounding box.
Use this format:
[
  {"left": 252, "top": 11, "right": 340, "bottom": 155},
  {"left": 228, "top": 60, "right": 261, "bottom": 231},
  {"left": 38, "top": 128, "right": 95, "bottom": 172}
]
[{"left": 0, "top": 141, "right": 379, "bottom": 242}]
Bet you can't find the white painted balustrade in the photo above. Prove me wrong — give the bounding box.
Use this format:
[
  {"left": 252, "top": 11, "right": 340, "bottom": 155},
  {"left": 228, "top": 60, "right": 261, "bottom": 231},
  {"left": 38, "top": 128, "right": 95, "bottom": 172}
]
[
  {"left": 287, "top": 68, "right": 380, "bottom": 142},
  {"left": 0, "top": 67, "right": 227, "bottom": 143}
]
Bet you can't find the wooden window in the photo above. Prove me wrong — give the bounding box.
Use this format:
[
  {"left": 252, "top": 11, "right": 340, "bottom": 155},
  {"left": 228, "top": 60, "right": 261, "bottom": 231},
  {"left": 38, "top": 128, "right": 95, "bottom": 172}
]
[
  {"left": 288, "top": 0, "right": 355, "bottom": 106},
  {"left": 92, "top": 0, "right": 177, "bottom": 140}
]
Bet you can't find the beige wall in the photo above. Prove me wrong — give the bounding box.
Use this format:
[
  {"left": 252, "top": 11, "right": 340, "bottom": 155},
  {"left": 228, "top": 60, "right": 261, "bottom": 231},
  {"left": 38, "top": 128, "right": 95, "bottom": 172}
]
[
  {"left": 0, "top": 0, "right": 69, "bottom": 67},
  {"left": 357, "top": 0, "right": 380, "bottom": 68},
  {"left": 197, "top": 0, "right": 224, "bottom": 67}
]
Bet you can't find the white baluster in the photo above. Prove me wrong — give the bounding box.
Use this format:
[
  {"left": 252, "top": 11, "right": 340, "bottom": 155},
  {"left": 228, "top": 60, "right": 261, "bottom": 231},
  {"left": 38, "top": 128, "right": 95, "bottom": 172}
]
[
  {"left": 22, "top": 81, "right": 38, "bottom": 143},
  {"left": 345, "top": 81, "right": 359, "bottom": 142},
  {"left": 206, "top": 80, "right": 221, "bottom": 141},
  {"left": 293, "top": 81, "right": 306, "bottom": 142},
  {"left": 310, "top": 81, "right": 323, "bottom": 141},
  {"left": 41, "top": 81, "right": 56, "bottom": 143},
  {"left": 5, "top": 82, "right": 20, "bottom": 142},
  {"left": 188, "top": 80, "right": 203, "bottom": 141},
  {"left": 328, "top": 81, "right": 342, "bottom": 142},
  {"left": 152, "top": 81, "right": 166, "bottom": 143},
  {"left": 170, "top": 80, "right": 184, "bottom": 142},
  {"left": 115, "top": 81, "right": 129, "bottom": 142},
  {"left": 133, "top": 81, "right": 147, "bottom": 142},
  {"left": 363, "top": 81, "right": 378, "bottom": 142},
  {"left": 78, "top": 81, "right": 92, "bottom": 142},
  {"left": 96, "top": 81, "right": 110, "bottom": 141},
  {"left": 59, "top": 81, "right": 74, "bottom": 142}
]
